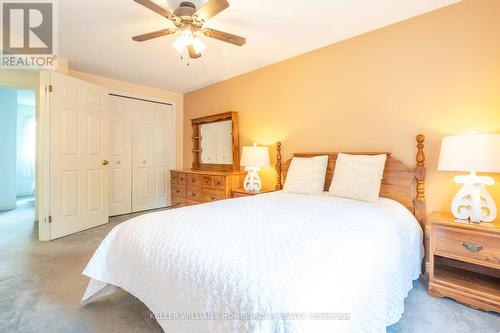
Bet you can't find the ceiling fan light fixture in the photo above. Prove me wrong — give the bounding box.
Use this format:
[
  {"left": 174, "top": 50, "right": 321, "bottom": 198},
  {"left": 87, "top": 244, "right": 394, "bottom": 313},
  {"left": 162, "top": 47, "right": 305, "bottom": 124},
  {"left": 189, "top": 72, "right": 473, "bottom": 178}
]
[
  {"left": 172, "top": 37, "right": 186, "bottom": 53},
  {"left": 134, "top": 0, "right": 246, "bottom": 60},
  {"left": 172, "top": 29, "right": 193, "bottom": 53},
  {"left": 191, "top": 37, "right": 206, "bottom": 54}
]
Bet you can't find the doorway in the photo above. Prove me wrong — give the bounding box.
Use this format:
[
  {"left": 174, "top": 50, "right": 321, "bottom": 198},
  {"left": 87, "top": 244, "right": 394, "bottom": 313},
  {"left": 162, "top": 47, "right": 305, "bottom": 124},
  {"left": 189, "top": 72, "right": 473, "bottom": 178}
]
[{"left": 0, "top": 87, "right": 37, "bottom": 231}]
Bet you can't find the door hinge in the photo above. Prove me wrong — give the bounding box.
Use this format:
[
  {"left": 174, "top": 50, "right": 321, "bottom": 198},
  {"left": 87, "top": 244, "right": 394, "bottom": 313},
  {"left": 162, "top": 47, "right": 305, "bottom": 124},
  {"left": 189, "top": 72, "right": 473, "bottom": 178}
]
[
  {"left": 48, "top": 84, "right": 54, "bottom": 92},
  {"left": 48, "top": 216, "right": 53, "bottom": 223}
]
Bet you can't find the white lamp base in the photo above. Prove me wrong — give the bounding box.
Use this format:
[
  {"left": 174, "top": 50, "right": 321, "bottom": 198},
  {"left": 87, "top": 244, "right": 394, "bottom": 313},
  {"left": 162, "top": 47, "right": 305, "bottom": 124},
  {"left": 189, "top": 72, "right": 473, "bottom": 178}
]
[
  {"left": 451, "top": 172, "right": 497, "bottom": 223},
  {"left": 243, "top": 167, "right": 262, "bottom": 192}
]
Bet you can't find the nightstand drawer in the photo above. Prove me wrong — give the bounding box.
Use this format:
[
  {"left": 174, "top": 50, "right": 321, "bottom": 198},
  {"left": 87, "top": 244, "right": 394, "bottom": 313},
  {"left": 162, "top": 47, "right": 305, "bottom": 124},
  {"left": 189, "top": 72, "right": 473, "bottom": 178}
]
[
  {"left": 433, "top": 225, "right": 500, "bottom": 268},
  {"left": 232, "top": 191, "right": 249, "bottom": 198}
]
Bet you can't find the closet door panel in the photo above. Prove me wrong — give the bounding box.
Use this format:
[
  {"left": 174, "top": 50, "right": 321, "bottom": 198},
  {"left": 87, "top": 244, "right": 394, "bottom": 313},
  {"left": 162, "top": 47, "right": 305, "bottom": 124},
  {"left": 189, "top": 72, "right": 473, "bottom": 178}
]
[
  {"left": 109, "top": 97, "right": 132, "bottom": 216},
  {"left": 132, "top": 101, "right": 172, "bottom": 212}
]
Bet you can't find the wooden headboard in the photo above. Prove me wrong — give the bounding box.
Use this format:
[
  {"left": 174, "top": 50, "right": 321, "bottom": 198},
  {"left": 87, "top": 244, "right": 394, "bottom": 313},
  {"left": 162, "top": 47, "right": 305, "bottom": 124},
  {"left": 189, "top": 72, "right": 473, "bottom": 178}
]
[{"left": 275, "top": 135, "right": 426, "bottom": 228}]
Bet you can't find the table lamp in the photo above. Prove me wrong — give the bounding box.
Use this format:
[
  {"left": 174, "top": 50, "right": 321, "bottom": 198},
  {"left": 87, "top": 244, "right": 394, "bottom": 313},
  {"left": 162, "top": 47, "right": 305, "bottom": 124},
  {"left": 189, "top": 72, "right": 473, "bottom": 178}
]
[
  {"left": 240, "top": 143, "right": 270, "bottom": 192},
  {"left": 438, "top": 133, "right": 500, "bottom": 222}
]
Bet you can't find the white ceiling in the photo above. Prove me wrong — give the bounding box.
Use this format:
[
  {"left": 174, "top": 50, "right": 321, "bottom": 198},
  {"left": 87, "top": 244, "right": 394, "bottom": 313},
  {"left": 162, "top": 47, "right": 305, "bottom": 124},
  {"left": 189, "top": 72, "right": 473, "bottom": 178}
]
[{"left": 60, "top": 0, "right": 460, "bottom": 93}]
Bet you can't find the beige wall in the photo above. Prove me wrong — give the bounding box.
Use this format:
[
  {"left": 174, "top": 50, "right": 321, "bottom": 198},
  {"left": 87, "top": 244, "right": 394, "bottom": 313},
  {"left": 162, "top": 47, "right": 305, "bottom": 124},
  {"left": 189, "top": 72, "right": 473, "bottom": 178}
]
[
  {"left": 184, "top": 0, "right": 500, "bottom": 216},
  {"left": 69, "top": 70, "right": 184, "bottom": 169},
  {"left": 0, "top": 69, "right": 39, "bottom": 89}
]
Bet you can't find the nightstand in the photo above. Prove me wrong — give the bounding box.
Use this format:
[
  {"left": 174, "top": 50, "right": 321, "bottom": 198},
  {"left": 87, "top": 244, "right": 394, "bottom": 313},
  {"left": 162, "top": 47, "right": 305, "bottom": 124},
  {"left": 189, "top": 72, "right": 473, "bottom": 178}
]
[
  {"left": 232, "top": 188, "right": 276, "bottom": 198},
  {"left": 428, "top": 212, "right": 500, "bottom": 312}
]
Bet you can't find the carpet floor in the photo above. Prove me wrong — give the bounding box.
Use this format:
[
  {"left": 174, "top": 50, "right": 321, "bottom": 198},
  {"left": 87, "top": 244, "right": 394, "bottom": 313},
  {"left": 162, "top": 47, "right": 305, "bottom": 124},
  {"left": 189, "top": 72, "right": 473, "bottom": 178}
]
[{"left": 0, "top": 198, "right": 498, "bottom": 333}]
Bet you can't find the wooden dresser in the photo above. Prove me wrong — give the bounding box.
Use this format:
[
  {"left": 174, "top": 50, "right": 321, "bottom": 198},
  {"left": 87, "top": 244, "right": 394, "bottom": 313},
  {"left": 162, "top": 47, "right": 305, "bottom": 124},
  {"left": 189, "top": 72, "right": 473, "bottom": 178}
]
[
  {"left": 428, "top": 212, "right": 500, "bottom": 312},
  {"left": 170, "top": 170, "right": 245, "bottom": 207}
]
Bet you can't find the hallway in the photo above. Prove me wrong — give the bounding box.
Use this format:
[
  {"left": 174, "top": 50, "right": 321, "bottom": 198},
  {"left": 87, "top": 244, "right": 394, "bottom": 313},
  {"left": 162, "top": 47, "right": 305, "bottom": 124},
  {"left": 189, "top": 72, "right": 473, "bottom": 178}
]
[{"left": 0, "top": 196, "right": 37, "bottom": 247}]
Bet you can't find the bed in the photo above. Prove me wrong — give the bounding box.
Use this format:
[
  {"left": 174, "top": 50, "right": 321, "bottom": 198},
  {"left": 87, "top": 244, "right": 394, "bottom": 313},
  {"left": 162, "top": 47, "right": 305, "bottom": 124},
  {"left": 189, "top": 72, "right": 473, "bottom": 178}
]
[{"left": 82, "top": 135, "right": 427, "bottom": 333}]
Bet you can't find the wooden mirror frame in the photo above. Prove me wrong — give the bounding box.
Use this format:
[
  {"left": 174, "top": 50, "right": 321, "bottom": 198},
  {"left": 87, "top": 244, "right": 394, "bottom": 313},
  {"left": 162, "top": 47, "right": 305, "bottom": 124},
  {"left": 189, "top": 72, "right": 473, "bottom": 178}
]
[{"left": 191, "top": 111, "right": 240, "bottom": 172}]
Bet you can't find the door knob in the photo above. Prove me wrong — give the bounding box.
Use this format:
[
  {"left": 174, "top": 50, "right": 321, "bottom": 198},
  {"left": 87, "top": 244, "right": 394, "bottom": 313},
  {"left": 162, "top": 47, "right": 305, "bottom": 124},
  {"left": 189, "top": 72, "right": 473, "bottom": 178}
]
[{"left": 102, "top": 160, "right": 109, "bottom": 166}]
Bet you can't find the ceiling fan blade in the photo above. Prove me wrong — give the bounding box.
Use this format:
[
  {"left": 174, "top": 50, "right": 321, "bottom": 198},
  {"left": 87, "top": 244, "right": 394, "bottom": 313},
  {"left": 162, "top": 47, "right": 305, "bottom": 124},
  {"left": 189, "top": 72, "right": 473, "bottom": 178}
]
[
  {"left": 132, "top": 28, "right": 177, "bottom": 42},
  {"left": 188, "top": 45, "right": 202, "bottom": 59},
  {"left": 134, "top": 0, "right": 173, "bottom": 18},
  {"left": 203, "top": 28, "right": 246, "bottom": 46},
  {"left": 195, "top": 0, "right": 229, "bottom": 21}
]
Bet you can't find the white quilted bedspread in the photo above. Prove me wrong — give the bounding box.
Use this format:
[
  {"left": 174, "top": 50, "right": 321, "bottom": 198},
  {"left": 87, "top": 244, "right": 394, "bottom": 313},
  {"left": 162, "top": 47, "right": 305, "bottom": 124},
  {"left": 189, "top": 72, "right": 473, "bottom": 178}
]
[{"left": 82, "top": 191, "right": 423, "bottom": 333}]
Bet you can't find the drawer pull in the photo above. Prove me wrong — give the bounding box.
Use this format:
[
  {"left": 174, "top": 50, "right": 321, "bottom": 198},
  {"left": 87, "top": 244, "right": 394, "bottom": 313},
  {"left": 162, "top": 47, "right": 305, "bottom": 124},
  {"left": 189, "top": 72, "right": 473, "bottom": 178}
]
[
  {"left": 462, "top": 242, "right": 484, "bottom": 253},
  {"left": 191, "top": 178, "right": 196, "bottom": 183},
  {"left": 176, "top": 190, "right": 180, "bottom": 194},
  {"left": 191, "top": 192, "right": 196, "bottom": 197},
  {"left": 210, "top": 195, "right": 216, "bottom": 201}
]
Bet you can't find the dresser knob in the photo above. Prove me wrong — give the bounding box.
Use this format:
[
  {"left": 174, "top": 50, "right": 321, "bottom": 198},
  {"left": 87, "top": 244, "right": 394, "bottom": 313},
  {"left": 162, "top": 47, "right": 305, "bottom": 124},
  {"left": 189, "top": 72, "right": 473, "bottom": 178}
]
[{"left": 462, "top": 242, "right": 484, "bottom": 253}]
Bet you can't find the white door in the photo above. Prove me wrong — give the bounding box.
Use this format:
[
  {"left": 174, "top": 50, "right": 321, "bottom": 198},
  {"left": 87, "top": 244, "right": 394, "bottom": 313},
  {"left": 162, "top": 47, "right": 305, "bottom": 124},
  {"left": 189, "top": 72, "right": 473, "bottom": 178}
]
[
  {"left": 48, "top": 72, "right": 109, "bottom": 239},
  {"left": 132, "top": 101, "right": 173, "bottom": 212},
  {"left": 109, "top": 96, "right": 132, "bottom": 216}
]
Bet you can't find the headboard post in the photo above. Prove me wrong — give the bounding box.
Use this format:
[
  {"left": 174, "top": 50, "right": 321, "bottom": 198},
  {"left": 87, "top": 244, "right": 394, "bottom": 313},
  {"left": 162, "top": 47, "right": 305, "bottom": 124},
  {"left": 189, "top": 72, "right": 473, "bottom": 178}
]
[
  {"left": 275, "top": 142, "right": 283, "bottom": 190},
  {"left": 414, "top": 134, "right": 426, "bottom": 228}
]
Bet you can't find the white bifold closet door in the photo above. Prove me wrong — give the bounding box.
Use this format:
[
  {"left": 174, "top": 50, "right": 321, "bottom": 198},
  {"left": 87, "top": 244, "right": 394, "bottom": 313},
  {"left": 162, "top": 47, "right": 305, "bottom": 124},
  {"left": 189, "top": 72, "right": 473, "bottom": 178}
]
[
  {"left": 109, "top": 97, "right": 133, "bottom": 215},
  {"left": 109, "top": 95, "right": 173, "bottom": 216}
]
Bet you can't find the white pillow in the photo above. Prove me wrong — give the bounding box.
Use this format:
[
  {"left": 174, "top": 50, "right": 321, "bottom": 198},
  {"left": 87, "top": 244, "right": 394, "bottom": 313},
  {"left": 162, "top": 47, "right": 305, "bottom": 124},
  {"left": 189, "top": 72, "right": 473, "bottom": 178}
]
[
  {"left": 328, "top": 153, "right": 387, "bottom": 202},
  {"left": 284, "top": 156, "right": 329, "bottom": 194}
]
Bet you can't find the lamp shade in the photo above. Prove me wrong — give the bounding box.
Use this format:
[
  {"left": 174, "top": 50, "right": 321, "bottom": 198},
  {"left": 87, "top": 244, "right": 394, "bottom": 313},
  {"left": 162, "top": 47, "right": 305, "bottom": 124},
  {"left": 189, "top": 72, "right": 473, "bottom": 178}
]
[
  {"left": 240, "top": 144, "right": 270, "bottom": 167},
  {"left": 438, "top": 133, "right": 500, "bottom": 173}
]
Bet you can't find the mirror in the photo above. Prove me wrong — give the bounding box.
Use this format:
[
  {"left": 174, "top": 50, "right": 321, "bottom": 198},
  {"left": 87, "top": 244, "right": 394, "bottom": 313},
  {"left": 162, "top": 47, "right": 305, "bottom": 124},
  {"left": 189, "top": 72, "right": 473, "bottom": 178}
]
[
  {"left": 191, "top": 112, "right": 240, "bottom": 172},
  {"left": 200, "top": 120, "right": 233, "bottom": 165}
]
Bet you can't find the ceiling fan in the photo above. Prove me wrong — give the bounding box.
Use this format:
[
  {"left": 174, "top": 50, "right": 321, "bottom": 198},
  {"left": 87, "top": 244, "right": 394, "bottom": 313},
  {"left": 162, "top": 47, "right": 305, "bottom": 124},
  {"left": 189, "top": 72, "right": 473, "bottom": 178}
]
[{"left": 132, "top": 0, "right": 246, "bottom": 59}]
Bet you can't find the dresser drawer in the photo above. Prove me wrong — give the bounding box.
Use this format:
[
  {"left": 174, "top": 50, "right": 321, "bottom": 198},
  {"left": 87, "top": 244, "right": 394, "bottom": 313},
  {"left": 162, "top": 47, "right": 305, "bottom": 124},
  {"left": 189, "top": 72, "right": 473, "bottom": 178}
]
[
  {"left": 177, "top": 172, "right": 186, "bottom": 185},
  {"left": 186, "top": 174, "right": 202, "bottom": 188},
  {"left": 202, "top": 190, "right": 226, "bottom": 202},
  {"left": 171, "top": 197, "right": 186, "bottom": 208},
  {"left": 433, "top": 225, "right": 500, "bottom": 268},
  {"left": 201, "top": 175, "right": 226, "bottom": 190},
  {"left": 202, "top": 176, "right": 213, "bottom": 188},
  {"left": 172, "top": 185, "right": 186, "bottom": 198},
  {"left": 212, "top": 176, "right": 225, "bottom": 190},
  {"left": 186, "top": 188, "right": 203, "bottom": 202},
  {"left": 170, "top": 171, "right": 178, "bottom": 184}
]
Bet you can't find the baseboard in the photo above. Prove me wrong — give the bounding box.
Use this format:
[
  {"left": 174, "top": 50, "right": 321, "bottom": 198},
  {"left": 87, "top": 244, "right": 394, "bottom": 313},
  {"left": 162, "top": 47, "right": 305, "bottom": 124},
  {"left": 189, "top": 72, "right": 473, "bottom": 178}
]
[{"left": 0, "top": 204, "right": 16, "bottom": 211}]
